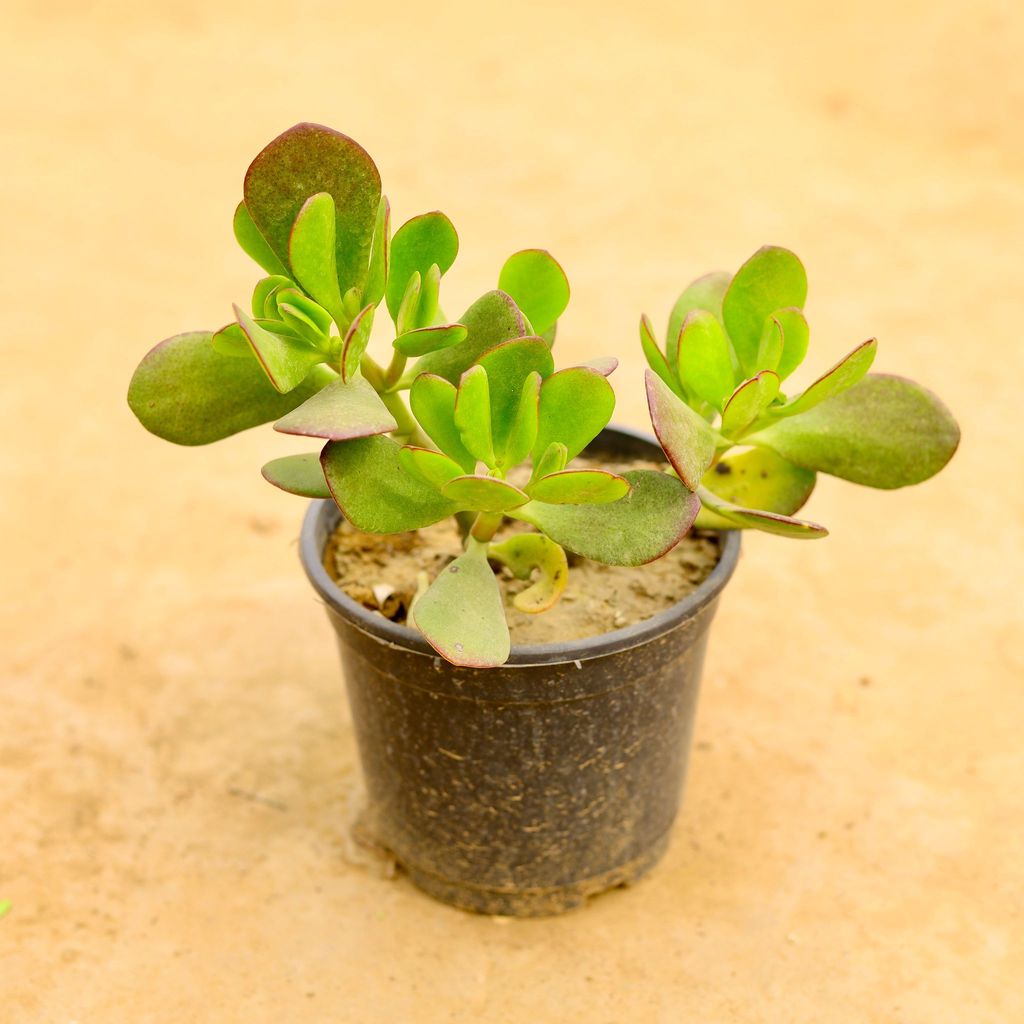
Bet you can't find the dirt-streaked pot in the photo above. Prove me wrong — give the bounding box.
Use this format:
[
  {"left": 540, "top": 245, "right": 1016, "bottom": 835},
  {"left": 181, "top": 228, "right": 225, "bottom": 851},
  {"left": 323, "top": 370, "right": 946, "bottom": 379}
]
[{"left": 300, "top": 426, "right": 741, "bottom": 916}]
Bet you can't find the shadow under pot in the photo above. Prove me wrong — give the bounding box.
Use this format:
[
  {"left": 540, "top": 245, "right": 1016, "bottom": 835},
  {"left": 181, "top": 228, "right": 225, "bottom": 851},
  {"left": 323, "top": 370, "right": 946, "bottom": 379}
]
[{"left": 300, "top": 425, "right": 741, "bottom": 916}]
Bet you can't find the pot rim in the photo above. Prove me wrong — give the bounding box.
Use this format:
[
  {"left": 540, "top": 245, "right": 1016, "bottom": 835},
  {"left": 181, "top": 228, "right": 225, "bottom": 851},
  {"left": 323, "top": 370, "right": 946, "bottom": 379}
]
[{"left": 300, "top": 424, "right": 741, "bottom": 668}]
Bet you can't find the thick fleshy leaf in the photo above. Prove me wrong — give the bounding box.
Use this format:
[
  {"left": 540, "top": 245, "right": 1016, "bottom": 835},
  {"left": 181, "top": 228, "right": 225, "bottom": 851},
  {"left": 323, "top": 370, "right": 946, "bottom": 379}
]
[
  {"left": 513, "top": 470, "right": 700, "bottom": 566},
  {"left": 531, "top": 440, "right": 568, "bottom": 481},
  {"left": 253, "top": 275, "right": 294, "bottom": 318},
  {"left": 211, "top": 322, "right": 250, "bottom": 358},
  {"left": 261, "top": 452, "right": 331, "bottom": 499},
  {"left": 756, "top": 316, "right": 784, "bottom": 372},
  {"left": 341, "top": 303, "right": 375, "bottom": 382},
  {"left": 530, "top": 469, "right": 631, "bottom": 505},
  {"left": 677, "top": 309, "right": 736, "bottom": 410},
  {"left": 275, "top": 288, "right": 332, "bottom": 337},
  {"left": 273, "top": 376, "right": 396, "bottom": 440},
  {"left": 321, "top": 434, "right": 458, "bottom": 532},
  {"left": 745, "top": 373, "right": 960, "bottom": 489},
  {"left": 640, "top": 314, "right": 681, "bottom": 397},
  {"left": 243, "top": 123, "right": 381, "bottom": 292},
  {"left": 393, "top": 323, "right": 467, "bottom": 357},
  {"left": 397, "top": 446, "right": 464, "bottom": 490},
  {"left": 385, "top": 212, "right": 459, "bottom": 321},
  {"left": 395, "top": 271, "right": 421, "bottom": 337},
  {"left": 363, "top": 196, "right": 390, "bottom": 306},
  {"left": 232, "top": 202, "right": 290, "bottom": 277},
  {"left": 774, "top": 307, "right": 810, "bottom": 381},
  {"left": 442, "top": 474, "right": 529, "bottom": 511},
  {"left": 454, "top": 365, "right": 495, "bottom": 467},
  {"left": 722, "top": 247, "right": 807, "bottom": 375},
  {"left": 475, "top": 337, "right": 555, "bottom": 458},
  {"left": 128, "top": 331, "right": 335, "bottom": 445},
  {"left": 720, "top": 370, "right": 780, "bottom": 438},
  {"left": 497, "top": 249, "right": 570, "bottom": 335},
  {"left": 697, "top": 486, "right": 827, "bottom": 538},
  {"left": 488, "top": 533, "right": 568, "bottom": 614},
  {"left": 234, "top": 304, "right": 324, "bottom": 393},
  {"left": 693, "top": 448, "right": 816, "bottom": 529},
  {"left": 645, "top": 370, "right": 717, "bottom": 489},
  {"left": 502, "top": 371, "right": 541, "bottom": 469},
  {"left": 408, "top": 374, "right": 477, "bottom": 472},
  {"left": 287, "top": 192, "right": 345, "bottom": 322},
  {"left": 667, "top": 271, "right": 731, "bottom": 369},
  {"left": 532, "top": 367, "right": 615, "bottom": 461},
  {"left": 418, "top": 263, "right": 442, "bottom": 329},
  {"left": 411, "top": 539, "right": 510, "bottom": 667},
  {"left": 773, "top": 339, "right": 877, "bottom": 418},
  {"left": 414, "top": 290, "right": 529, "bottom": 382}
]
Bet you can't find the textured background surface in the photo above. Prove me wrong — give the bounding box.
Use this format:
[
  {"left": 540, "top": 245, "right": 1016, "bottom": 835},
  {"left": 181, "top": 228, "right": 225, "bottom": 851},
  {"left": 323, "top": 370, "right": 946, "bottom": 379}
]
[{"left": 3, "top": 1, "right": 1022, "bottom": 1020}]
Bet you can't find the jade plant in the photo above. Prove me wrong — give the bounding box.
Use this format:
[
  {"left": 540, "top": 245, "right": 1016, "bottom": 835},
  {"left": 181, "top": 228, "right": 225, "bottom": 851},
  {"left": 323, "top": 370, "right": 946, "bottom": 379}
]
[
  {"left": 128, "top": 123, "right": 959, "bottom": 670},
  {"left": 641, "top": 247, "right": 959, "bottom": 535}
]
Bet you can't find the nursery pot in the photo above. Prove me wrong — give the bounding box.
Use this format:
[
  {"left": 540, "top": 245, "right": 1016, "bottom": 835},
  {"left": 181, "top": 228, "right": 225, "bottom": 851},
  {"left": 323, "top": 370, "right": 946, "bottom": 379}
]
[{"left": 300, "top": 426, "right": 741, "bottom": 916}]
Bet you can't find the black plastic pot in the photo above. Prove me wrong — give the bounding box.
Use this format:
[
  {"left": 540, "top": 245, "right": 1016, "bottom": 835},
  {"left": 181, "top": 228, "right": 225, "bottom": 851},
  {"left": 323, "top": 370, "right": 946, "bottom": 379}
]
[{"left": 300, "top": 426, "right": 741, "bottom": 916}]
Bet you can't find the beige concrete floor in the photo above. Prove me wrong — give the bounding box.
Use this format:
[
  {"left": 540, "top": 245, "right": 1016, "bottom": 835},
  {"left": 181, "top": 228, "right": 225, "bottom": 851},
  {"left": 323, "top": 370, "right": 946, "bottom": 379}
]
[{"left": 3, "top": 1, "right": 1022, "bottom": 1020}]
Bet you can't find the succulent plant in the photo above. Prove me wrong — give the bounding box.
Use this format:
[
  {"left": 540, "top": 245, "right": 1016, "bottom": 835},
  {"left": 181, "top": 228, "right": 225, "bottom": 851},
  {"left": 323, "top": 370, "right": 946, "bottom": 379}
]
[
  {"left": 642, "top": 246, "right": 959, "bottom": 536},
  {"left": 128, "top": 124, "right": 959, "bottom": 670}
]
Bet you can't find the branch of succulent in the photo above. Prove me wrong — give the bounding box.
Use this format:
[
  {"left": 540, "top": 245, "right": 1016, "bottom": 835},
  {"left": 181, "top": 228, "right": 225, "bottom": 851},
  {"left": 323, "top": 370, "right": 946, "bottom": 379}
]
[
  {"left": 642, "top": 246, "right": 960, "bottom": 537},
  {"left": 127, "top": 124, "right": 959, "bottom": 670}
]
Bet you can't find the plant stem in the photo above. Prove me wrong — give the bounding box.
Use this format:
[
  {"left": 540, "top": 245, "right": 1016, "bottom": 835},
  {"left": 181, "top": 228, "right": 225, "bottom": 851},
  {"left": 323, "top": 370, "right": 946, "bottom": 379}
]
[
  {"left": 470, "top": 512, "right": 504, "bottom": 544},
  {"left": 383, "top": 350, "right": 408, "bottom": 390}
]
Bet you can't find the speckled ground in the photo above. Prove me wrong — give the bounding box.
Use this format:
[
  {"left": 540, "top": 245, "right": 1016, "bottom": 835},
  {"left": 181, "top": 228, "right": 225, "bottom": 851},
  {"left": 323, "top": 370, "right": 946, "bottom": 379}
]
[{"left": 3, "top": 1, "right": 1022, "bottom": 1020}]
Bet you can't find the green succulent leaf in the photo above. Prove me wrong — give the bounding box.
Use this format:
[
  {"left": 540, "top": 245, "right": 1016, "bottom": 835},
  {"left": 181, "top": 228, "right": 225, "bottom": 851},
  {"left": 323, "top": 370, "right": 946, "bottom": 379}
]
[
  {"left": 756, "top": 316, "right": 784, "bottom": 372},
  {"left": 386, "top": 212, "right": 459, "bottom": 321},
  {"left": 363, "top": 196, "right": 390, "bottom": 306},
  {"left": 393, "top": 323, "right": 468, "bottom": 357},
  {"left": 745, "top": 373, "right": 960, "bottom": 489},
  {"left": 772, "top": 339, "right": 877, "bottom": 419},
  {"left": 693, "top": 448, "right": 816, "bottom": 529},
  {"left": 411, "top": 539, "right": 510, "bottom": 668},
  {"left": 341, "top": 303, "right": 375, "bottom": 383},
  {"left": 128, "top": 331, "right": 335, "bottom": 446},
  {"left": 513, "top": 470, "right": 700, "bottom": 566},
  {"left": 722, "top": 247, "right": 807, "bottom": 376},
  {"left": 488, "top": 533, "right": 568, "bottom": 614},
  {"left": 253, "top": 275, "right": 295, "bottom": 319},
  {"left": 645, "top": 370, "right": 717, "bottom": 489},
  {"left": 531, "top": 440, "right": 569, "bottom": 481},
  {"left": 502, "top": 371, "right": 541, "bottom": 469},
  {"left": 697, "top": 486, "right": 827, "bottom": 538},
  {"left": 273, "top": 375, "right": 397, "bottom": 440},
  {"left": 773, "top": 307, "right": 810, "bottom": 381},
  {"left": 288, "top": 192, "right": 345, "bottom": 322},
  {"left": 275, "top": 288, "right": 333, "bottom": 339},
  {"left": 243, "top": 123, "right": 381, "bottom": 293},
  {"left": 395, "top": 271, "right": 422, "bottom": 337},
  {"left": 234, "top": 304, "right": 324, "bottom": 393},
  {"left": 640, "top": 314, "right": 681, "bottom": 397},
  {"left": 414, "top": 290, "right": 528, "bottom": 383},
  {"left": 497, "top": 249, "right": 570, "bottom": 336},
  {"left": 677, "top": 310, "right": 736, "bottom": 410},
  {"left": 532, "top": 366, "right": 615, "bottom": 462},
  {"left": 529, "top": 469, "right": 631, "bottom": 505},
  {"left": 261, "top": 452, "right": 331, "bottom": 499},
  {"left": 666, "top": 271, "right": 731, "bottom": 369},
  {"left": 442, "top": 474, "right": 530, "bottom": 511},
  {"left": 397, "top": 446, "right": 465, "bottom": 490},
  {"left": 232, "top": 202, "right": 290, "bottom": 278},
  {"left": 321, "top": 434, "right": 459, "bottom": 532},
  {"left": 418, "top": 263, "right": 443, "bottom": 330},
  {"left": 454, "top": 364, "right": 496, "bottom": 466},
  {"left": 474, "top": 337, "right": 555, "bottom": 460},
  {"left": 211, "top": 322, "right": 251, "bottom": 358},
  {"left": 408, "top": 373, "right": 477, "bottom": 472},
  {"left": 720, "top": 370, "right": 781, "bottom": 438}
]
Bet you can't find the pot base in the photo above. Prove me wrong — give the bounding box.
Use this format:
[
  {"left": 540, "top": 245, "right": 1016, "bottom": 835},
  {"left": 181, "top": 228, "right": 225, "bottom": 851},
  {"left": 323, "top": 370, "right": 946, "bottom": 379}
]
[{"left": 354, "top": 818, "right": 670, "bottom": 917}]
